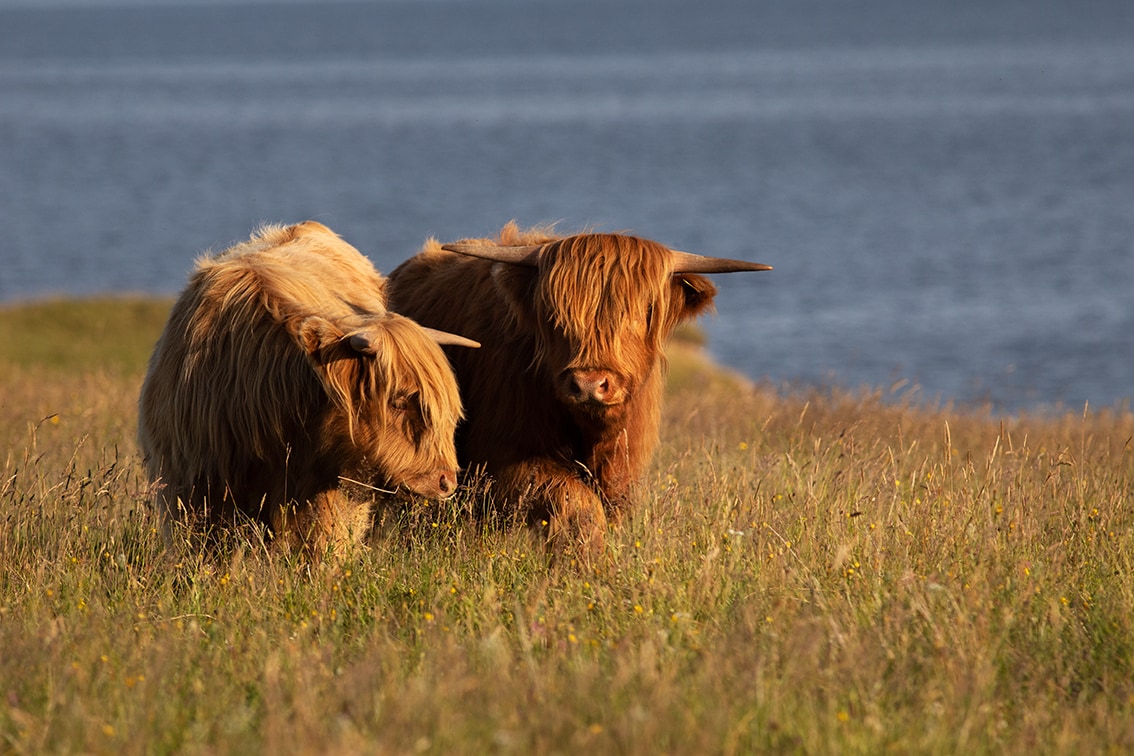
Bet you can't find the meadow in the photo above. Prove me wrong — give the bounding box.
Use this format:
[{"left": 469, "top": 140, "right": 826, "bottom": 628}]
[{"left": 2, "top": 298, "right": 1132, "bottom": 754}]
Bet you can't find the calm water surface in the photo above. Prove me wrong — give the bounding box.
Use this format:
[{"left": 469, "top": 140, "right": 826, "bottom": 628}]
[{"left": 2, "top": 0, "right": 1132, "bottom": 412}]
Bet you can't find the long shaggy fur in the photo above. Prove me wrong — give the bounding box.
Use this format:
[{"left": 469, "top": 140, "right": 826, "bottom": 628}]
[
  {"left": 387, "top": 222, "right": 718, "bottom": 558},
  {"left": 138, "top": 221, "right": 465, "bottom": 556}
]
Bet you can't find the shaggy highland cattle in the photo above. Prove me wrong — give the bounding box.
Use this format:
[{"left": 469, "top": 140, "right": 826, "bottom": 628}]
[
  {"left": 138, "top": 221, "right": 478, "bottom": 556},
  {"left": 387, "top": 222, "right": 770, "bottom": 557}
]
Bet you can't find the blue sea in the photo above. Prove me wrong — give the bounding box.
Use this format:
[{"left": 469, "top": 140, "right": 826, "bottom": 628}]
[{"left": 2, "top": 0, "right": 1132, "bottom": 413}]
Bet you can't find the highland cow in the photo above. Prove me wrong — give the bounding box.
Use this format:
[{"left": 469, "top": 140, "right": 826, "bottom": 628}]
[
  {"left": 387, "top": 222, "right": 770, "bottom": 557},
  {"left": 138, "top": 221, "right": 478, "bottom": 556}
]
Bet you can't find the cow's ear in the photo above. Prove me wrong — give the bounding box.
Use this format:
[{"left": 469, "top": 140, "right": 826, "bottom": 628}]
[
  {"left": 672, "top": 273, "right": 717, "bottom": 322},
  {"left": 295, "top": 315, "right": 345, "bottom": 355},
  {"left": 491, "top": 263, "right": 539, "bottom": 323}
]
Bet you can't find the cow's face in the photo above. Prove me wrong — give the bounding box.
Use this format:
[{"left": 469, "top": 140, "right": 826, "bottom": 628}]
[
  {"left": 491, "top": 235, "right": 718, "bottom": 416},
  {"left": 300, "top": 314, "right": 470, "bottom": 499}
]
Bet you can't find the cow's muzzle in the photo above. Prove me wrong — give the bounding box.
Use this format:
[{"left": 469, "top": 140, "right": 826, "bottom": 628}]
[
  {"left": 407, "top": 469, "right": 459, "bottom": 500},
  {"left": 560, "top": 368, "right": 625, "bottom": 406}
]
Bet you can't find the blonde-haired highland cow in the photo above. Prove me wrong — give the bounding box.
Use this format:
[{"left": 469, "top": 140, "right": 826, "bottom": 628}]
[{"left": 138, "top": 221, "right": 477, "bottom": 556}]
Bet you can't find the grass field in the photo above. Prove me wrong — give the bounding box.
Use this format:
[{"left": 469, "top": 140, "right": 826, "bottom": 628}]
[{"left": 2, "top": 298, "right": 1133, "bottom": 754}]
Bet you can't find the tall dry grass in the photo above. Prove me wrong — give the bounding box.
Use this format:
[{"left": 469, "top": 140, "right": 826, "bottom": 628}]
[{"left": 2, "top": 299, "right": 1133, "bottom": 754}]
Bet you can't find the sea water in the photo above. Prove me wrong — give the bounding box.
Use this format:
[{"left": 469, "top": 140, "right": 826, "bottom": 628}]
[{"left": 2, "top": 0, "right": 1132, "bottom": 411}]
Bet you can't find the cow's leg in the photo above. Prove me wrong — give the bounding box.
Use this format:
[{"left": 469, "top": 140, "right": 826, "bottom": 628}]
[
  {"left": 271, "top": 491, "right": 372, "bottom": 559},
  {"left": 152, "top": 479, "right": 224, "bottom": 555},
  {"left": 151, "top": 485, "right": 208, "bottom": 556},
  {"left": 152, "top": 486, "right": 182, "bottom": 549},
  {"left": 544, "top": 479, "right": 607, "bottom": 561},
  {"left": 497, "top": 461, "right": 607, "bottom": 561}
]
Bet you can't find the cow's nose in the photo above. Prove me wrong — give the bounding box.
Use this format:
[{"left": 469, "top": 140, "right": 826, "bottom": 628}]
[
  {"left": 437, "top": 470, "right": 457, "bottom": 497},
  {"left": 568, "top": 369, "right": 613, "bottom": 403}
]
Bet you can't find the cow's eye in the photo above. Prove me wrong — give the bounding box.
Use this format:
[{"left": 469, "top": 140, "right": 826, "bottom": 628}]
[
  {"left": 645, "top": 304, "right": 654, "bottom": 328},
  {"left": 390, "top": 393, "right": 415, "bottom": 412}
]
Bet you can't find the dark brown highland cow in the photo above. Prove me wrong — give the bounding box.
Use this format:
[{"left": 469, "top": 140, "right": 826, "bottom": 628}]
[
  {"left": 387, "top": 222, "right": 770, "bottom": 557},
  {"left": 138, "top": 221, "right": 477, "bottom": 556}
]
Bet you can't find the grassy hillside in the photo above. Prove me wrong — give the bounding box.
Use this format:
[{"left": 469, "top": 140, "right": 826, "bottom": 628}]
[
  {"left": 2, "top": 298, "right": 1133, "bottom": 754},
  {"left": 0, "top": 297, "right": 172, "bottom": 374}
]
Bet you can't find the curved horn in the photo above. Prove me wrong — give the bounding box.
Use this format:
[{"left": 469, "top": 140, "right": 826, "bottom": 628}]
[
  {"left": 670, "top": 249, "right": 773, "bottom": 274},
  {"left": 441, "top": 243, "right": 543, "bottom": 266},
  {"left": 423, "top": 327, "right": 480, "bottom": 349},
  {"left": 348, "top": 332, "right": 377, "bottom": 354},
  {"left": 349, "top": 327, "right": 480, "bottom": 354}
]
